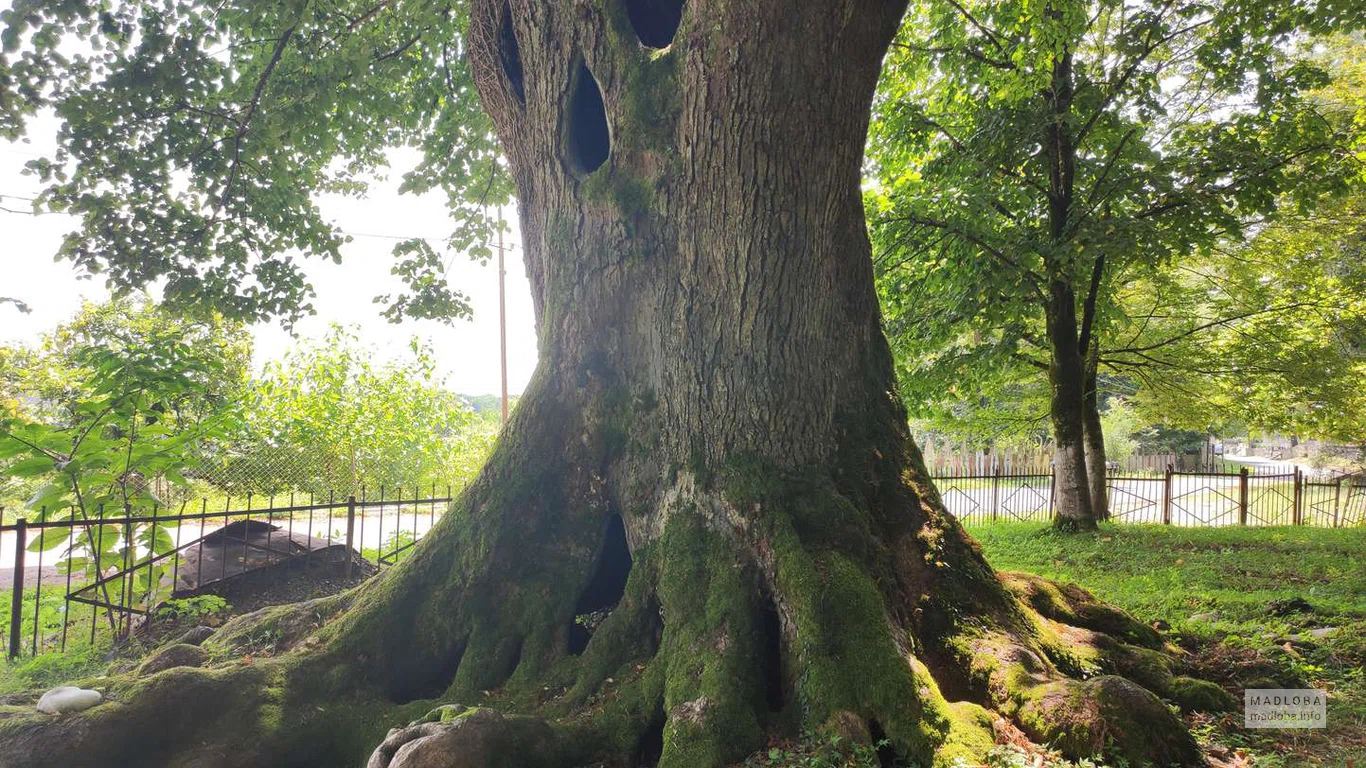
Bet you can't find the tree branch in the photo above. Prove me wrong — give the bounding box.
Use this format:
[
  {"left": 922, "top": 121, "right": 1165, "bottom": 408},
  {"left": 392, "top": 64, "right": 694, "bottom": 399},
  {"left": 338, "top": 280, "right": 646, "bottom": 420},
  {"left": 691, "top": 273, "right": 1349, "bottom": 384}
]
[
  {"left": 1107, "top": 301, "right": 1323, "bottom": 356},
  {"left": 942, "top": 0, "right": 1007, "bottom": 51},
  {"left": 1077, "top": 252, "right": 1106, "bottom": 354},
  {"left": 220, "top": 23, "right": 298, "bottom": 211},
  {"left": 890, "top": 41, "right": 1014, "bottom": 70},
  {"left": 882, "top": 214, "right": 1046, "bottom": 296}
]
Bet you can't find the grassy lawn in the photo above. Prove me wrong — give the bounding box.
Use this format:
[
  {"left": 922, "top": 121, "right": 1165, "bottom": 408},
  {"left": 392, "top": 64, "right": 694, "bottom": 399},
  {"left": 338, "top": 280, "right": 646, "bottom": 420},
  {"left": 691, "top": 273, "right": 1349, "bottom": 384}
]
[{"left": 974, "top": 522, "right": 1366, "bottom": 767}]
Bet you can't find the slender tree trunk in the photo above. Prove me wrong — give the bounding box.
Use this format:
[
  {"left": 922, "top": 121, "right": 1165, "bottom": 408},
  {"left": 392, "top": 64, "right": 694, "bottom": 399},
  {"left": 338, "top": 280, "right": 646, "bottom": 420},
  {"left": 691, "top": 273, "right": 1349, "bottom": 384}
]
[
  {"left": 1042, "top": 49, "right": 1096, "bottom": 530},
  {"left": 1046, "top": 279, "right": 1096, "bottom": 530},
  {"left": 4, "top": 3, "right": 1205, "bottom": 767},
  {"left": 1082, "top": 341, "right": 1109, "bottom": 520}
]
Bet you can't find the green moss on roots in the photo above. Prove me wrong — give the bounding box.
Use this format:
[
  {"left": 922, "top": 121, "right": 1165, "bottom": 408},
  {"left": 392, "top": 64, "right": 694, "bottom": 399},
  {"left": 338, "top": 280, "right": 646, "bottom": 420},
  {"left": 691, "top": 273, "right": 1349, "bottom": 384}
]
[{"left": 0, "top": 420, "right": 1214, "bottom": 768}]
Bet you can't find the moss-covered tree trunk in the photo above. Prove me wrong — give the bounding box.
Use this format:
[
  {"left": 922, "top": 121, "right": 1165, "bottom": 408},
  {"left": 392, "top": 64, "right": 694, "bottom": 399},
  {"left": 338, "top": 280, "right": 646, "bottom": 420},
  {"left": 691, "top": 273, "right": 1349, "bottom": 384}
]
[
  {"left": 1, "top": 2, "right": 1214, "bottom": 766},
  {"left": 1045, "top": 278, "right": 1098, "bottom": 531}
]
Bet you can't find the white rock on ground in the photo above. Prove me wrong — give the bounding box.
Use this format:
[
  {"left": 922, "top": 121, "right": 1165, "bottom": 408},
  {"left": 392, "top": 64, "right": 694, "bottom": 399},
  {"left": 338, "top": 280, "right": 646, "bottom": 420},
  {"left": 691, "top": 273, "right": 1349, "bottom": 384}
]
[{"left": 36, "top": 687, "right": 103, "bottom": 715}]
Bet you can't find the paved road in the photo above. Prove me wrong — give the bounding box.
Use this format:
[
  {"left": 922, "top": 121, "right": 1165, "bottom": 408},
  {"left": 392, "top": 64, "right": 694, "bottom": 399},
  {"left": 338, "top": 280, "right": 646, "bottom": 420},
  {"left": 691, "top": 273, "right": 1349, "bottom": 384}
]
[{"left": 0, "top": 565, "right": 60, "bottom": 590}]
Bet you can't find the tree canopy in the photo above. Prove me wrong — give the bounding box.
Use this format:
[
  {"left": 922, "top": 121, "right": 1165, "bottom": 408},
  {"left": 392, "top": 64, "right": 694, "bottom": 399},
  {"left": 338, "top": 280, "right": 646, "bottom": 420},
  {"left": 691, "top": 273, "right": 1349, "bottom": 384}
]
[
  {"left": 1120, "top": 194, "right": 1366, "bottom": 441},
  {"left": 2, "top": 0, "right": 510, "bottom": 323}
]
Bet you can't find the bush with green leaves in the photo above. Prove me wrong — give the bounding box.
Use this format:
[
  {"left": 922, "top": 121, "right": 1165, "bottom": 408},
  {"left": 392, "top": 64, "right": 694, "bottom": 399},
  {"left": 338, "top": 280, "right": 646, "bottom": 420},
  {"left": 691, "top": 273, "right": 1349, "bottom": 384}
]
[
  {"left": 155, "top": 595, "right": 230, "bottom": 622},
  {"left": 201, "top": 324, "right": 487, "bottom": 497},
  {"left": 0, "top": 299, "right": 248, "bottom": 628}
]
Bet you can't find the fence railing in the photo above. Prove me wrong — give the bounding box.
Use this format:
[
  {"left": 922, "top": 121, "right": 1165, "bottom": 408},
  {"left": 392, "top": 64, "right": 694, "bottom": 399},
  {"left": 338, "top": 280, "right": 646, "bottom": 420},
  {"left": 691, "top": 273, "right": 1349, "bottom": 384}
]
[
  {"left": 5, "top": 466, "right": 1362, "bottom": 662},
  {"left": 936, "top": 466, "right": 1366, "bottom": 528},
  {"left": 919, "top": 449, "right": 1243, "bottom": 478},
  {"left": 0, "top": 485, "right": 455, "bottom": 659}
]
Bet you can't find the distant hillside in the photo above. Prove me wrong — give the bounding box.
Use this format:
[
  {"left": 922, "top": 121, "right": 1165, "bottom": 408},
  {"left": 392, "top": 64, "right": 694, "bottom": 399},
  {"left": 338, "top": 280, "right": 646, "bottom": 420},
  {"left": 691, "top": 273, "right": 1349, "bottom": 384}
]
[{"left": 462, "top": 394, "right": 519, "bottom": 415}]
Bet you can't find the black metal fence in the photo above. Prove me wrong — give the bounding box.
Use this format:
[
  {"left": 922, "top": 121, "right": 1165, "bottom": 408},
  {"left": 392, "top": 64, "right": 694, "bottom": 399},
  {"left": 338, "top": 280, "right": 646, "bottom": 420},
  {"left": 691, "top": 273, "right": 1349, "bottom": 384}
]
[
  {"left": 6, "top": 466, "right": 1363, "bottom": 662},
  {"left": 921, "top": 449, "right": 1243, "bottom": 478},
  {"left": 0, "top": 485, "right": 454, "bottom": 659},
  {"left": 936, "top": 466, "right": 1366, "bottom": 528}
]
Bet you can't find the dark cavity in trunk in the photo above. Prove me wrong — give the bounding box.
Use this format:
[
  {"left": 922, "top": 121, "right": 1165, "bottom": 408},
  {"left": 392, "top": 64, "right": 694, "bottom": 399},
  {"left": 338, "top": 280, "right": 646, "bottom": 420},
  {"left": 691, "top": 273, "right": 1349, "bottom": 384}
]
[
  {"left": 566, "top": 62, "right": 610, "bottom": 174},
  {"left": 626, "top": 0, "right": 686, "bottom": 48},
  {"left": 569, "top": 513, "right": 632, "bottom": 654}
]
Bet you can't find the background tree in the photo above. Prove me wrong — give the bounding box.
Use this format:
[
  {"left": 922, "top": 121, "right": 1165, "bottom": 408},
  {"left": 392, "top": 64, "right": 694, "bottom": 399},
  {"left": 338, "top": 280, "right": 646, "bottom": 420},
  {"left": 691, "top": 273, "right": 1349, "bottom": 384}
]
[
  {"left": 870, "top": 3, "right": 1365, "bottom": 528},
  {"left": 887, "top": 191, "right": 1366, "bottom": 482},
  {"left": 2, "top": 0, "right": 1262, "bottom": 765}
]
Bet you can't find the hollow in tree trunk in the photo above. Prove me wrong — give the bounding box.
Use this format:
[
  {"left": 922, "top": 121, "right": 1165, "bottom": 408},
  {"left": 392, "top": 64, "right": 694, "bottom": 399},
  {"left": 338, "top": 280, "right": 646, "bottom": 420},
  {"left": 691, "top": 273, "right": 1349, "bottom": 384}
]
[{"left": 1, "top": 2, "right": 1213, "bottom": 766}]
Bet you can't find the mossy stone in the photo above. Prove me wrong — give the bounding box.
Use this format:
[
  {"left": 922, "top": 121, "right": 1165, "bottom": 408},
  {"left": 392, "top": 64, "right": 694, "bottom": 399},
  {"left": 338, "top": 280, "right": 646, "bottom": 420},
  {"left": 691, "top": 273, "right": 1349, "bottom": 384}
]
[
  {"left": 1167, "top": 675, "right": 1237, "bottom": 712},
  {"left": 137, "top": 643, "right": 208, "bottom": 676}
]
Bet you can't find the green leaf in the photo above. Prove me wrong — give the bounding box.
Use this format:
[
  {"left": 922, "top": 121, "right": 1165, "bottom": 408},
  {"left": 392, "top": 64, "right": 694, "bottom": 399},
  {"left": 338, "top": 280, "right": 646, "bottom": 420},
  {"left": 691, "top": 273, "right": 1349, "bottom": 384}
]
[
  {"left": 26, "top": 483, "right": 72, "bottom": 513},
  {"left": 27, "top": 527, "right": 72, "bottom": 552},
  {"left": 0, "top": 437, "right": 34, "bottom": 459},
  {"left": 7, "top": 455, "right": 56, "bottom": 477}
]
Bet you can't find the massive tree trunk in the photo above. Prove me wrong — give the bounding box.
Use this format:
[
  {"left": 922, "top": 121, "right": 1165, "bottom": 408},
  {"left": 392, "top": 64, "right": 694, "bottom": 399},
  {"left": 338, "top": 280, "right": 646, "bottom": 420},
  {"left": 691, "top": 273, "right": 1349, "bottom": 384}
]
[{"left": 2, "top": 2, "right": 1210, "bottom": 766}]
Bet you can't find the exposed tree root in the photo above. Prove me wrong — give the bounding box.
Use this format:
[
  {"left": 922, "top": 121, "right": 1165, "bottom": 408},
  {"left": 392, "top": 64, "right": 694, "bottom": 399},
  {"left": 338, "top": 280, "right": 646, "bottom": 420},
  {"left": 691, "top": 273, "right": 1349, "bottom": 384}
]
[
  {"left": 0, "top": 373, "right": 1218, "bottom": 768},
  {"left": 0, "top": 438, "right": 1216, "bottom": 768}
]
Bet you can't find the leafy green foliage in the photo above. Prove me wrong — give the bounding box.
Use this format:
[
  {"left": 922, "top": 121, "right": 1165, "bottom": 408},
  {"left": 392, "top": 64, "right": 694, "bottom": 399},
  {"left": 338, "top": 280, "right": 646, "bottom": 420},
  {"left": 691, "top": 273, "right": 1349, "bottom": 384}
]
[
  {"left": 363, "top": 527, "right": 418, "bottom": 565},
  {"left": 1115, "top": 195, "right": 1366, "bottom": 440},
  {"left": 1, "top": 0, "right": 509, "bottom": 324},
  {"left": 1, "top": 299, "right": 248, "bottom": 510},
  {"left": 963, "top": 744, "right": 1115, "bottom": 768},
  {"left": 1097, "top": 399, "right": 1141, "bottom": 462},
  {"left": 740, "top": 733, "right": 889, "bottom": 768},
  {"left": 155, "top": 594, "right": 229, "bottom": 621},
  {"left": 204, "top": 324, "right": 487, "bottom": 496},
  {"left": 0, "top": 299, "right": 245, "bottom": 621}
]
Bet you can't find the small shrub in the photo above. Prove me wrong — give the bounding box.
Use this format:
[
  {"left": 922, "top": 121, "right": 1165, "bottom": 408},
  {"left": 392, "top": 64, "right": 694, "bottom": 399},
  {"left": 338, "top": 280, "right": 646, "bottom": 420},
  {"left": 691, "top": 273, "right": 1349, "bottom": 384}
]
[{"left": 156, "top": 595, "right": 230, "bottom": 622}]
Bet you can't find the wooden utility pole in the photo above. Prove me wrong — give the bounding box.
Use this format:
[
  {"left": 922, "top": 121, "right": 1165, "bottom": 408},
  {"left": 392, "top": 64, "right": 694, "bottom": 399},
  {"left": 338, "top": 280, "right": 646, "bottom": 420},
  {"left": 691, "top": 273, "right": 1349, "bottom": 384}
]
[{"left": 498, "top": 217, "right": 509, "bottom": 424}]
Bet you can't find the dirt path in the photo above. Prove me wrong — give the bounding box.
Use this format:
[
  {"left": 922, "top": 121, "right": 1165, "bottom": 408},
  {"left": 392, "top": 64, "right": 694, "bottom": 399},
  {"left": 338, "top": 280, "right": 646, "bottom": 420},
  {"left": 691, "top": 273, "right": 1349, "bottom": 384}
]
[{"left": 0, "top": 565, "right": 62, "bottom": 590}]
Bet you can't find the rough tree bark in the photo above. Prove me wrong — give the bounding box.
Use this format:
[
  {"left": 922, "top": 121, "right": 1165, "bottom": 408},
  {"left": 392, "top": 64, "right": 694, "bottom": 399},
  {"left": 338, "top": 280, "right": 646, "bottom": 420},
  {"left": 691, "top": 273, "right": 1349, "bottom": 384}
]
[
  {"left": 0, "top": 1, "right": 1215, "bottom": 766},
  {"left": 1045, "top": 278, "right": 1096, "bottom": 531},
  {"left": 1082, "top": 343, "right": 1110, "bottom": 521}
]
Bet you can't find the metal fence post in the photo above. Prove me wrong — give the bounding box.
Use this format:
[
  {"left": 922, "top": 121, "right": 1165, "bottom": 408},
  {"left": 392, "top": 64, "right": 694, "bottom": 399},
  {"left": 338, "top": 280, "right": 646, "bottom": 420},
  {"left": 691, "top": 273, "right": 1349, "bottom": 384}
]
[
  {"left": 1162, "top": 467, "right": 1172, "bottom": 525},
  {"left": 9, "top": 518, "right": 27, "bottom": 659},
  {"left": 1292, "top": 467, "right": 1302, "bottom": 526},
  {"left": 1238, "top": 468, "right": 1250, "bottom": 526},
  {"left": 345, "top": 495, "right": 357, "bottom": 580},
  {"left": 991, "top": 466, "right": 1001, "bottom": 522},
  {"left": 1047, "top": 465, "right": 1056, "bottom": 520},
  {"left": 122, "top": 511, "right": 134, "bottom": 639},
  {"left": 1333, "top": 478, "right": 1343, "bottom": 528}
]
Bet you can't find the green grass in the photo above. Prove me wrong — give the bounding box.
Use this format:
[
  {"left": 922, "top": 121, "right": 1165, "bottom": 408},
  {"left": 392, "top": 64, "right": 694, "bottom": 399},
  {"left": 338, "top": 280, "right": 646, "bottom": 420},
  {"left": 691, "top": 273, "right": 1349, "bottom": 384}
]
[
  {"left": 0, "top": 640, "right": 112, "bottom": 696},
  {"left": 974, "top": 522, "right": 1366, "bottom": 767}
]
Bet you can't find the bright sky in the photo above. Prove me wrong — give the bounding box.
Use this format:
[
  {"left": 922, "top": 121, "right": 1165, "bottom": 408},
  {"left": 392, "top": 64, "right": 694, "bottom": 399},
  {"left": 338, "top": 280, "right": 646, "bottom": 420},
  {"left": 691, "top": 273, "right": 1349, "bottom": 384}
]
[{"left": 0, "top": 115, "right": 539, "bottom": 397}]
